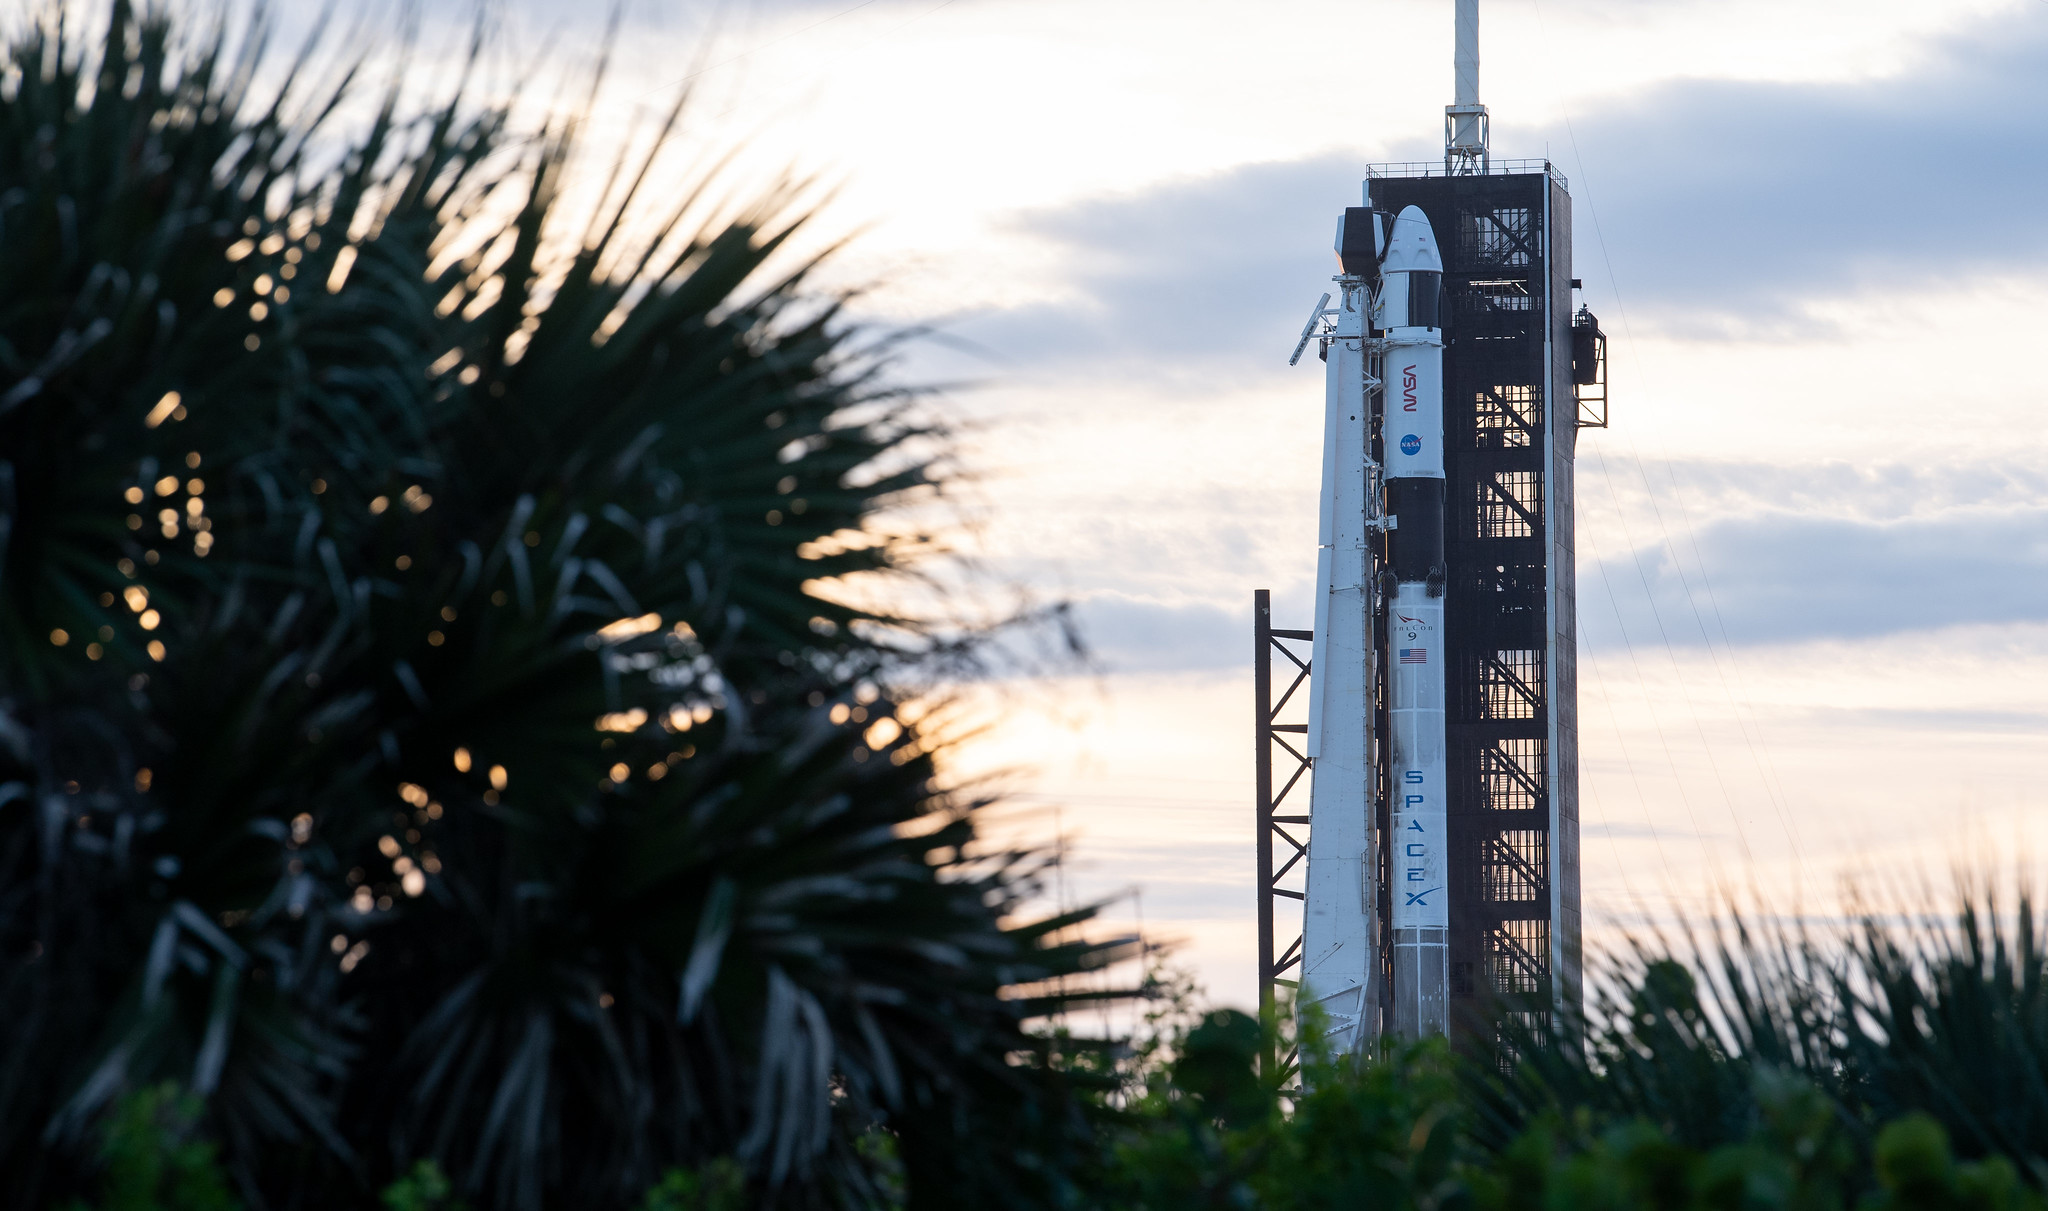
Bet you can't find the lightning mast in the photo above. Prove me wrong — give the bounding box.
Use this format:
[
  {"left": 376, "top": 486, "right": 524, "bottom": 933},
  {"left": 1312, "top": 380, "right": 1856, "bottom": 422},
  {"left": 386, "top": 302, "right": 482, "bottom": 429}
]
[{"left": 1445, "top": 0, "right": 1488, "bottom": 174}]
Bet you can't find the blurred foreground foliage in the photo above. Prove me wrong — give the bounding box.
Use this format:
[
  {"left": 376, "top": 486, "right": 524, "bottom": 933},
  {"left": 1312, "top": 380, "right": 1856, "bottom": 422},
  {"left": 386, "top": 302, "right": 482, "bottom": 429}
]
[
  {"left": 65, "top": 879, "right": 2048, "bottom": 1211},
  {"left": 0, "top": 3, "right": 1118, "bottom": 1208}
]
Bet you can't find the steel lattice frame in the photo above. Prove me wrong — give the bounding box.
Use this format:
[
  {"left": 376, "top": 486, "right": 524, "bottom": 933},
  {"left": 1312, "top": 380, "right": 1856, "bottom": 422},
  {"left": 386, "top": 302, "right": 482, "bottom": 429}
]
[
  {"left": 1369, "top": 168, "right": 1583, "bottom": 1050},
  {"left": 1252, "top": 589, "right": 1313, "bottom": 1070}
]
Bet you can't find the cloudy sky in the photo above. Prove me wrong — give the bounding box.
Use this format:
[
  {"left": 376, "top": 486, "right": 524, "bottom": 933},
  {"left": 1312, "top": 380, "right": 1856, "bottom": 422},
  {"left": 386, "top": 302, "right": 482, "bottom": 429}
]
[{"left": 347, "top": 0, "right": 2048, "bottom": 1009}]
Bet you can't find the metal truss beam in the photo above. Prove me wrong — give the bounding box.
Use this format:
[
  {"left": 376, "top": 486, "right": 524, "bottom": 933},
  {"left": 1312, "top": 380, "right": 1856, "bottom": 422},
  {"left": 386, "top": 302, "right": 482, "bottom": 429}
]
[{"left": 1253, "top": 588, "right": 1314, "bottom": 1071}]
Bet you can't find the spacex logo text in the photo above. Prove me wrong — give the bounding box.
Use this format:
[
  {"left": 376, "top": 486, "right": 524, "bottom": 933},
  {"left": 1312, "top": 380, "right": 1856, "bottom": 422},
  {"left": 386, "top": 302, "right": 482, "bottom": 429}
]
[{"left": 1401, "top": 365, "right": 1418, "bottom": 412}]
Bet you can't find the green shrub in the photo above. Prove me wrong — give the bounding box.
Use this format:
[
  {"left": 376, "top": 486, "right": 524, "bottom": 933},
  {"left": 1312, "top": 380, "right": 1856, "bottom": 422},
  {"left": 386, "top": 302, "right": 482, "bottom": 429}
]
[
  {"left": 636, "top": 1161, "right": 746, "bottom": 1211},
  {"left": 1095, "top": 940, "right": 2048, "bottom": 1211},
  {"left": 67, "top": 1084, "right": 240, "bottom": 1211},
  {"left": 381, "top": 1162, "right": 464, "bottom": 1211}
]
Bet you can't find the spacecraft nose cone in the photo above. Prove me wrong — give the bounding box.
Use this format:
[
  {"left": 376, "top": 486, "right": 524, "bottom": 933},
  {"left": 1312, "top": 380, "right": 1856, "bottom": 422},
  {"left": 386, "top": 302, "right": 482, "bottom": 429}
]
[{"left": 1382, "top": 205, "right": 1442, "bottom": 274}]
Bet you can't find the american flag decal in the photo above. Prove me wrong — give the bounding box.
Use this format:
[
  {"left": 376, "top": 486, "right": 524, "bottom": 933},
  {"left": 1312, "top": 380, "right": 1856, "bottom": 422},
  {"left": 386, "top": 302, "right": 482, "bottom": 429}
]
[{"left": 1399, "top": 647, "right": 1427, "bottom": 664}]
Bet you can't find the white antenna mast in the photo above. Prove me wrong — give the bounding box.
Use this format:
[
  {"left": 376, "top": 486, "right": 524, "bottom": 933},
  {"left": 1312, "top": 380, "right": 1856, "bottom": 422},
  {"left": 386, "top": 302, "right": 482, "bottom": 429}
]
[{"left": 1444, "top": 0, "right": 1488, "bottom": 174}]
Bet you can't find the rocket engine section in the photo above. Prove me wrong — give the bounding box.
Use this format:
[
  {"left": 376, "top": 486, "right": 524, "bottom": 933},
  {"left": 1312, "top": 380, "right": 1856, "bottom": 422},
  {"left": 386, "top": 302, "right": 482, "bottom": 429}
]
[{"left": 1377, "top": 206, "right": 1451, "bottom": 1040}]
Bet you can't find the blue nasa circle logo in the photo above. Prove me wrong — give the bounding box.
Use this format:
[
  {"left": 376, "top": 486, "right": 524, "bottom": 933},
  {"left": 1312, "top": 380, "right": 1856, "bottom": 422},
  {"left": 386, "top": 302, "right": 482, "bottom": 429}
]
[{"left": 1399, "top": 434, "right": 1422, "bottom": 455}]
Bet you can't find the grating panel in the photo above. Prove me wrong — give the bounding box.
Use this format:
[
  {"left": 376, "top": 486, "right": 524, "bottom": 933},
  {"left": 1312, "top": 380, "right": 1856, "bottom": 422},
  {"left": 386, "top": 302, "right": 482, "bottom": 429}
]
[
  {"left": 1480, "top": 650, "right": 1544, "bottom": 720},
  {"left": 1477, "top": 470, "right": 1543, "bottom": 538},
  {"left": 1474, "top": 385, "right": 1539, "bottom": 450},
  {"left": 1481, "top": 738, "right": 1546, "bottom": 811},
  {"left": 1482, "top": 829, "right": 1547, "bottom": 902},
  {"left": 1460, "top": 208, "right": 1534, "bottom": 267},
  {"left": 1484, "top": 919, "right": 1550, "bottom": 994}
]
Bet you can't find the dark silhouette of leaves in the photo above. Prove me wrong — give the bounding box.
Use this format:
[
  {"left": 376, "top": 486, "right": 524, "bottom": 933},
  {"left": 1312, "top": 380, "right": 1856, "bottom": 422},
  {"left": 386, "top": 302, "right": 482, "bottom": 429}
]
[{"left": 0, "top": 6, "right": 1128, "bottom": 1208}]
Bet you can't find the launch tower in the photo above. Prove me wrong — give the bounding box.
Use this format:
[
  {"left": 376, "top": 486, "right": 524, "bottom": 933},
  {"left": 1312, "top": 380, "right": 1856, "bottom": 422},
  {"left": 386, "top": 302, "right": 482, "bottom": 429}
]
[{"left": 1257, "top": 0, "right": 1608, "bottom": 1064}]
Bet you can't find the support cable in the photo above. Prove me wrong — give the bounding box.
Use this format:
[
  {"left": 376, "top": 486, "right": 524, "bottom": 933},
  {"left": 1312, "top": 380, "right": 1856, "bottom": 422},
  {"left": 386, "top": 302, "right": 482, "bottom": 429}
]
[{"left": 1525, "top": 0, "right": 1809, "bottom": 893}]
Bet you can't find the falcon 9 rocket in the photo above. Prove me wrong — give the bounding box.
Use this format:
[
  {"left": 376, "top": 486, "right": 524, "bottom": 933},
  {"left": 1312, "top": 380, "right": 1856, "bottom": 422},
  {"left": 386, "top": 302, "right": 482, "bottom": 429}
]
[{"left": 1273, "top": 0, "right": 1594, "bottom": 1068}]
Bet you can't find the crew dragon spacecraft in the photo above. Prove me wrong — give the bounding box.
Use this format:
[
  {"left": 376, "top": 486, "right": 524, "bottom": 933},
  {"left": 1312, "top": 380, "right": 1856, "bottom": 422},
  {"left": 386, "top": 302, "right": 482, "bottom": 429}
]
[{"left": 1263, "top": 0, "right": 1608, "bottom": 1059}]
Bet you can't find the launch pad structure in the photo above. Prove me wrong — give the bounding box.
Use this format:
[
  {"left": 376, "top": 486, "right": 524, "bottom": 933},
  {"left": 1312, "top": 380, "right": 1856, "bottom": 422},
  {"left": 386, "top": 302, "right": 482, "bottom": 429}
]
[{"left": 1257, "top": 0, "right": 1610, "bottom": 1068}]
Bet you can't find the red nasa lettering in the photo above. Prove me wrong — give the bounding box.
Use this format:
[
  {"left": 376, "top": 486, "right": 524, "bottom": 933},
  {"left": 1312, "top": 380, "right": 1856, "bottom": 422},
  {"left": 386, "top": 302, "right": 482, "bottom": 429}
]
[{"left": 1402, "top": 364, "right": 1418, "bottom": 412}]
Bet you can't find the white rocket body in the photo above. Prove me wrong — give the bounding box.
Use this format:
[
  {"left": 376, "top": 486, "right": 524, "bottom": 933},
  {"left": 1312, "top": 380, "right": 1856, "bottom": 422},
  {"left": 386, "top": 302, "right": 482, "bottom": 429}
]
[
  {"left": 1387, "top": 584, "right": 1448, "bottom": 1036},
  {"left": 1299, "top": 260, "right": 1380, "bottom": 1055},
  {"left": 1293, "top": 0, "right": 1519, "bottom": 1060},
  {"left": 1380, "top": 207, "right": 1451, "bottom": 1039}
]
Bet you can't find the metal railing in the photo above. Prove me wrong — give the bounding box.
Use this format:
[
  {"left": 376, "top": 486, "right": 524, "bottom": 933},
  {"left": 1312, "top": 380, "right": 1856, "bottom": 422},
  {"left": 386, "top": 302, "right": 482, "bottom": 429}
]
[{"left": 1365, "top": 159, "right": 1568, "bottom": 189}]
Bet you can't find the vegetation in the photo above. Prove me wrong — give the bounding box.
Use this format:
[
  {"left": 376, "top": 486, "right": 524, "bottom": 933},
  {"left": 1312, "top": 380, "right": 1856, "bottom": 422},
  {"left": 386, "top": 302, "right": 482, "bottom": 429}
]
[
  {"left": 56, "top": 888, "right": 2048, "bottom": 1210},
  {"left": 1483, "top": 896, "right": 2048, "bottom": 1169},
  {"left": 0, "top": 4, "right": 1119, "bottom": 1207},
  {"left": 15, "top": 5, "right": 2048, "bottom": 1211},
  {"left": 1099, "top": 889, "right": 2048, "bottom": 1211}
]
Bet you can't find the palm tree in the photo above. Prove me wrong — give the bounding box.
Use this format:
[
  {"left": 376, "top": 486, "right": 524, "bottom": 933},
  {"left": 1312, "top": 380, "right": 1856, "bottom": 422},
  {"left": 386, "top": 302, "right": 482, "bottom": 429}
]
[{"left": 0, "top": 6, "right": 1125, "bottom": 1207}]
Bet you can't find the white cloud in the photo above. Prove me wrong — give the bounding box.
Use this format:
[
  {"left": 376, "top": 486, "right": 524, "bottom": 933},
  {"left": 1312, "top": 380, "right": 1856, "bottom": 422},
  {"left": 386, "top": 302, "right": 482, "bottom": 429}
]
[{"left": 1582, "top": 458, "right": 2048, "bottom": 648}]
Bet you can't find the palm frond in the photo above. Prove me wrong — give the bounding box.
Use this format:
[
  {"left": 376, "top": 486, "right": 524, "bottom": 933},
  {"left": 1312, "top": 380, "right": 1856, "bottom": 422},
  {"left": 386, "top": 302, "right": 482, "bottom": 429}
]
[{"left": 0, "top": 6, "right": 1125, "bottom": 1208}]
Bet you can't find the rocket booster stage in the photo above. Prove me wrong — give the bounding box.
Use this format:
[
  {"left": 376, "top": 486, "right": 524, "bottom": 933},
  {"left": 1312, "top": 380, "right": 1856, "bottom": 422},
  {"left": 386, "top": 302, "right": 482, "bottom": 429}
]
[
  {"left": 1298, "top": 211, "right": 1381, "bottom": 1055},
  {"left": 1377, "top": 206, "right": 1449, "bottom": 1040}
]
